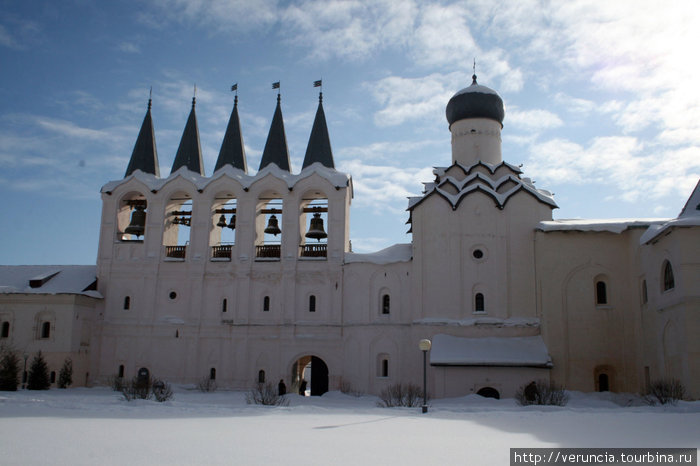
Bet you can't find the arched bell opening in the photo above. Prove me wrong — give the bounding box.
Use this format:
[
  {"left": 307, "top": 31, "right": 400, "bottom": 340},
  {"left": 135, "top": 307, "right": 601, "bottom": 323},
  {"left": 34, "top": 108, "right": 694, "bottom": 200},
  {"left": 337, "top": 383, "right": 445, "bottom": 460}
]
[
  {"left": 290, "top": 355, "right": 328, "bottom": 396},
  {"left": 117, "top": 192, "right": 148, "bottom": 241},
  {"left": 299, "top": 192, "right": 328, "bottom": 259},
  {"left": 255, "top": 193, "right": 283, "bottom": 259},
  {"left": 210, "top": 193, "right": 237, "bottom": 260},
  {"left": 163, "top": 192, "right": 192, "bottom": 259}
]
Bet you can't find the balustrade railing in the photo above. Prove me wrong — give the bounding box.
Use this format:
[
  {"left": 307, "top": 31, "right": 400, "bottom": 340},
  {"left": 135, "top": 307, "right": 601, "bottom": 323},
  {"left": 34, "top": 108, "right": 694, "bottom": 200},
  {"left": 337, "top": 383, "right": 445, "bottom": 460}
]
[
  {"left": 256, "top": 244, "right": 281, "bottom": 258},
  {"left": 164, "top": 245, "right": 186, "bottom": 259},
  {"left": 300, "top": 243, "right": 327, "bottom": 258},
  {"left": 211, "top": 244, "right": 232, "bottom": 259}
]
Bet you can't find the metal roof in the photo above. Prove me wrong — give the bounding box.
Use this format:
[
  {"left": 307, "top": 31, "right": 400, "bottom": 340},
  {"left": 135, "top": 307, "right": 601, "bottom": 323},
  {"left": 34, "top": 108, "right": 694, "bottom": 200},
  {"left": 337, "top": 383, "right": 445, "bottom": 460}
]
[
  {"left": 259, "top": 95, "right": 291, "bottom": 172},
  {"left": 215, "top": 96, "right": 248, "bottom": 173},
  {"left": 302, "top": 93, "right": 334, "bottom": 169},
  {"left": 124, "top": 99, "right": 160, "bottom": 178},
  {"left": 170, "top": 98, "right": 204, "bottom": 175}
]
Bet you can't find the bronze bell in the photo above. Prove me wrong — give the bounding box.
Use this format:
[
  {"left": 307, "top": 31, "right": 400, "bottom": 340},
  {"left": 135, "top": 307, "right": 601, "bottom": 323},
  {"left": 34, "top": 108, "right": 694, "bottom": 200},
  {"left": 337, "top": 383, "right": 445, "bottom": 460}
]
[
  {"left": 227, "top": 214, "right": 236, "bottom": 230},
  {"left": 305, "top": 212, "right": 327, "bottom": 241},
  {"left": 124, "top": 205, "right": 146, "bottom": 237},
  {"left": 216, "top": 214, "right": 227, "bottom": 228},
  {"left": 264, "top": 214, "right": 281, "bottom": 236}
]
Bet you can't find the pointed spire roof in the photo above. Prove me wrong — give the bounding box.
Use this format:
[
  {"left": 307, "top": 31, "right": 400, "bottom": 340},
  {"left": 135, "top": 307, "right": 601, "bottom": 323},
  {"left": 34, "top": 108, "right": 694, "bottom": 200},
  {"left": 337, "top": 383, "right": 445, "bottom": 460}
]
[
  {"left": 215, "top": 95, "right": 248, "bottom": 173},
  {"left": 259, "top": 94, "right": 291, "bottom": 172},
  {"left": 302, "top": 92, "right": 334, "bottom": 169},
  {"left": 125, "top": 98, "right": 160, "bottom": 178},
  {"left": 171, "top": 97, "right": 204, "bottom": 175}
]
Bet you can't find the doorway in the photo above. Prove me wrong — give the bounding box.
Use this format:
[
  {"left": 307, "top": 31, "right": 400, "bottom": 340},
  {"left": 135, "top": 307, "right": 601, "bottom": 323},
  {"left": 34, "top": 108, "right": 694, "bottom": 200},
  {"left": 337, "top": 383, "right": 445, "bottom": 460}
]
[{"left": 291, "top": 355, "right": 329, "bottom": 396}]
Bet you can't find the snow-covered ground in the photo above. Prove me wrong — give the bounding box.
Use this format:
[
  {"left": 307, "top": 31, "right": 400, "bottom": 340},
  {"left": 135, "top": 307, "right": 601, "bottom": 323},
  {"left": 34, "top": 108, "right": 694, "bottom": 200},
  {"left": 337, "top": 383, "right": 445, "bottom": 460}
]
[{"left": 1, "top": 387, "right": 698, "bottom": 465}]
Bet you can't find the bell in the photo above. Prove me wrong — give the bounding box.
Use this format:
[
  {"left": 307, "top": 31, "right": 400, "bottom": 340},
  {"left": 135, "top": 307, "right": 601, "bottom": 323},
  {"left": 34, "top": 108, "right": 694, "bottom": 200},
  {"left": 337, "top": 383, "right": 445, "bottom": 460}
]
[
  {"left": 264, "top": 214, "right": 281, "bottom": 236},
  {"left": 305, "top": 212, "right": 327, "bottom": 241},
  {"left": 124, "top": 205, "right": 146, "bottom": 237},
  {"left": 227, "top": 214, "right": 236, "bottom": 230},
  {"left": 217, "top": 214, "right": 227, "bottom": 228}
]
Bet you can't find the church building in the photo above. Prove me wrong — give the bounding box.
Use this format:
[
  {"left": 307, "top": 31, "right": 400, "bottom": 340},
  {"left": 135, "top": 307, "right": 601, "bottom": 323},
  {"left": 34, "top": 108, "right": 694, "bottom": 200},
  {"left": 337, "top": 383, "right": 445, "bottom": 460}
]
[{"left": 2, "top": 76, "right": 698, "bottom": 399}]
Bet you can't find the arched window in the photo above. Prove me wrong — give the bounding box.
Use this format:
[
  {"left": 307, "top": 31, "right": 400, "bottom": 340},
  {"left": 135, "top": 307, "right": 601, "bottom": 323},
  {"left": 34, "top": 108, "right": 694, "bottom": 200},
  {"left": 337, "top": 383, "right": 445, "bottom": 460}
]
[
  {"left": 309, "top": 295, "right": 316, "bottom": 313},
  {"left": 381, "top": 359, "right": 389, "bottom": 377},
  {"left": 596, "top": 281, "right": 607, "bottom": 305},
  {"left": 123, "top": 296, "right": 131, "bottom": 310},
  {"left": 1, "top": 322, "right": 9, "bottom": 338},
  {"left": 382, "top": 294, "right": 390, "bottom": 314},
  {"left": 376, "top": 354, "right": 390, "bottom": 377},
  {"left": 210, "top": 368, "right": 216, "bottom": 380},
  {"left": 50, "top": 371, "right": 56, "bottom": 384},
  {"left": 258, "top": 370, "right": 266, "bottom": 383},
  {"left": 41, "top": 321, "right": 51, "bottom": 339},
  {"left": 663, "top": 261, "right": 675, "bottom": 291},
  {"left": 263, "top": 296, "right": 270, "bottom": 312},
  {"left": 222, "top": 298, "right": 227, "bottom": 313},
  {"left": 642, "top": 279, "right": 648, "bottom": 304},
  {"left": 598, "top": 373, "right": 609, "bottom": 392},
  {"left": 475, "top": 293, "right": 485, "bottom": 312},
  {"left": 118, "top": 365, "right": 125, "bottom": 378}
]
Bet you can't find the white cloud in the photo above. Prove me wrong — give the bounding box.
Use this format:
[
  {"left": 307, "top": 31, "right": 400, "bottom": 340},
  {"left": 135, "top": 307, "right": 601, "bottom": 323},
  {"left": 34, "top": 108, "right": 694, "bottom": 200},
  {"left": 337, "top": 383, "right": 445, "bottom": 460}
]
[
  {"left": 118, "top": 41, "right": 140, "bottom": 53},
  {"left": 144, "top": 0, "right": 279, "bottom": 32},
  {"left": 507, "top": 108, "right": 563, "bottom": 132}
]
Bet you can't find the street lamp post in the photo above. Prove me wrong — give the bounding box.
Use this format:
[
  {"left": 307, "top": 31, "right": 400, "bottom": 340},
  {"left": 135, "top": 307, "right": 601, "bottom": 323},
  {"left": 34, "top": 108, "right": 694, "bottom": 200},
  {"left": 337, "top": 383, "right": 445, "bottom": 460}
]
[
  {"left": 418, "top": 339, "right": 431, "bottom": 413},
  {"left": 22, "top": 353, "right": 28, "bottom": 389}
]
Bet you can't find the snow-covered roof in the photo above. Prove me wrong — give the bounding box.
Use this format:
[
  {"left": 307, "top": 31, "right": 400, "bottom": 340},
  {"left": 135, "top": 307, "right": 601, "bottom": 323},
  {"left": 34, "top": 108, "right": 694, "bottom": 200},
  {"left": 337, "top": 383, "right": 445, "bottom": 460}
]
[
  {"left": 102, "top": 162, "right": 351, "bottom": 195},
  {"left": 0, "top": 265, "right": 101, "bottom": 298},
  {"left": 429, "top": 334, "right": 552, "bottom": 367},
  {"left": 640, "top": 179, "right": 700, "bottom": 244},
  {"left": 539, "top": 218, "right": 668, "bottom": 234},
  {"left": 344, "top": 243, "right": 412, "bottom": 265},
  {"left": 408, "top": 160, "right": 556, "bottom": 212}
]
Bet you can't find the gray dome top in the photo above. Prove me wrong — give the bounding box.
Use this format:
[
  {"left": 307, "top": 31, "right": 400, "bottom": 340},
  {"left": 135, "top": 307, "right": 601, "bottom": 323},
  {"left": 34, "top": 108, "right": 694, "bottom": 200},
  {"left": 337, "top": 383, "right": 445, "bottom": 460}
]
[{"left": 446, "top": 75, "right": 504, "bottom": 127}]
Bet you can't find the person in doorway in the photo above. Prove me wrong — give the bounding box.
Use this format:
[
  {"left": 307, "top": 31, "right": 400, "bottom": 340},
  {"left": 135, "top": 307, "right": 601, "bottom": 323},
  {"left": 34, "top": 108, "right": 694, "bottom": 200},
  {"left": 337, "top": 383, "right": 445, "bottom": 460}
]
[
  {"left": 278, "top": 379, "right": 286, "bottom": 396},
  {"left": 299, "top": 379, "right": 307, "bottom": 396}
]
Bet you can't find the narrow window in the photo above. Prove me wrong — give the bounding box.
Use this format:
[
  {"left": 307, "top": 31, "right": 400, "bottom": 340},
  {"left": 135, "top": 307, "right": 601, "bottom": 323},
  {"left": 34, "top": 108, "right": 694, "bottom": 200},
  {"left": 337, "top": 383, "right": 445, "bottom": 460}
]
[
  {"left": 222, "top": 298, "right": 227, "bottom": 313},
  {"left": 596, "top": 281, "right": 607, "bottom": 305},
  {"left": 123, "top": 296, "right": 131, "bottom": 310},
  {"left": 1, "top": 322, "right": 9, "bottom": 338},
  {"left": 263, "top": 296, "right": 270, "bottom": 312},
  {"left": 258, "top": 370, "right": 265, "bottom": 383},
  {"left": 210, "top": 368, "right": 216, "bottom": 380},
  {"left": 382, "top": 294, "right": 390, "bottom": 314},
  {"left": 41, "top": 321, "right": 51, "bottom": 339},
  {"left": 381, "top": 359, "right": 389, "bottom": 377},
  {"left": 50, "top": 371, "right": 56, "bottom": 384},
  {"left": 598, "top": 373, "right": 609, "bottom": 392},
  {"left": 309, "top": 295, "right": 316, "bottom": 313},
  {"left": 475, "top": 293, "right": 485, "bottom": 312},
  {"left": 663, "top": 261, "right": 675, "bottom": 291},
  {"left": 642, "top": 279, "right": 648, "bottom": 304},
  {"left": 118, "top": 365, "right": 125, "bottom": 378}
]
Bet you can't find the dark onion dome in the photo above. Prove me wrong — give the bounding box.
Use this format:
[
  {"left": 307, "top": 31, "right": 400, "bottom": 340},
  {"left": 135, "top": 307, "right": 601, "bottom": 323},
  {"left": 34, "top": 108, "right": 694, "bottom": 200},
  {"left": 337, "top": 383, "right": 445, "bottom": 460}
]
[{"left": 446, "top": 75, "right": 505, "bottom": 127}]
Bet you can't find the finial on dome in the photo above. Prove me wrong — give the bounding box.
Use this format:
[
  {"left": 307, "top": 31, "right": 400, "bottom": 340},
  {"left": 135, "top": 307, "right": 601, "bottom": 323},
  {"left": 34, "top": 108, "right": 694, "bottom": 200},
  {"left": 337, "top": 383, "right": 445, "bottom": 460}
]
[
  {"left": 472, "top": 58, "right": 478, "bottom": 85},
  {"left": 231, "top": 83, "right": 238, "bottom": 107},
  {"left": 148, "top": 86, "right": 152, "bottom": 110},
  {"left": 192, "top": 84, "right": 196, "bottom": 108}
]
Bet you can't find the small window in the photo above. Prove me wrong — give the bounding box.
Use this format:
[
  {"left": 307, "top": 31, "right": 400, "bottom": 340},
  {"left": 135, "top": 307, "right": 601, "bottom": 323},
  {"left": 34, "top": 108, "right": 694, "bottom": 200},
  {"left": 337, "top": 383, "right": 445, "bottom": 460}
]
[
  {"left": 258, "top": 370, "right": 265, "bottom": 383},
  {"left": 382, "top": 294, "right": 390, "bottom": 314},
  {"left": 50, "top": 371, "right": 56, "bottom": 384},
  {"left": 598, "top": 373, "right": 609, "bottom": 392},
  {"left": 663, "top": 261, "right": 675, "bottom": 291},
  {"left": 210, "top": 368, "right": 216, "bottom": 380},
  {"left": 596, "top": 281, "right": 607, "bottom": 305},
  {"left": 642, "top": 279, "right": 648, "bottom": 304},
  {"left": 118, "top": 365, "right": 125, "bottom": 378},
  {"left": 309, "top": 295, "right": 316, "bottom": 313},
  {"left": 169, "top": 291, "right": 177, "bottom": 300},
  {"left": 472, "top": 249, "right": 484, "bottom": 259},
  {"left": 475, "top": 293, "right": 485, "bottom": 312},
  {"left": 123, "top": 296, "right": 131, "bottom": 310},
  {"left": 381, "top": 359, "right": 389, "bottom": 377},
  {"left": 41, "top": 321, "right": 51, "bottom": 339},
  {"left": 1, "top": 322, "right": 9, "bottom": 338},
  {"left": 222, "top": 298, "right": 227, "bottom": 313},
  {"left": 263, "top": 296, "right": 270, "bottom": 312}
]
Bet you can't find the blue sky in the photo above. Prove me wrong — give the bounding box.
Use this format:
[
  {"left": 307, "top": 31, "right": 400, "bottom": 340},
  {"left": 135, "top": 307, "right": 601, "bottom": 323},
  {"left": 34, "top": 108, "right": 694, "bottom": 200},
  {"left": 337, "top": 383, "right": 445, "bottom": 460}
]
[{"left": 1, "top": 0, "right": 699, "bottom": 265}]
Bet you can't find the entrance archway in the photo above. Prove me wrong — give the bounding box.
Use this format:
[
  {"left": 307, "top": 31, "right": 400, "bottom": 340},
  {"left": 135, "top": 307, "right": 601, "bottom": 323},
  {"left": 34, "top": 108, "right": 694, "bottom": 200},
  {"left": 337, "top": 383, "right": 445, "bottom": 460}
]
[
  {"left": 291, "top": 355, "right": 328, "bottom": 396},
  {"left": 476, "top": 386, "right": 500, "bottom": 399}
]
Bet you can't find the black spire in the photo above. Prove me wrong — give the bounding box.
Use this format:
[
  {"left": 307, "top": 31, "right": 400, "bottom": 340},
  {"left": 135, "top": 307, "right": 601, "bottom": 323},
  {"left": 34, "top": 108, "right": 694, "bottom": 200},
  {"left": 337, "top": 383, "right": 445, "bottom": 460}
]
[
  {"left": 215, "top": 95, "right": 248, "bottom": 173},
  {"left": 125, "top": 97, "right": 160, "bottom": 178},
  {"left": 171, "top": 97, "right": 204, "bottom": 175},
  {"left": 259, "top": 94, "right": 290, "bottom": 172},
  {"left": 302, "top": 92, "right": 334, "bottom": 169}
]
